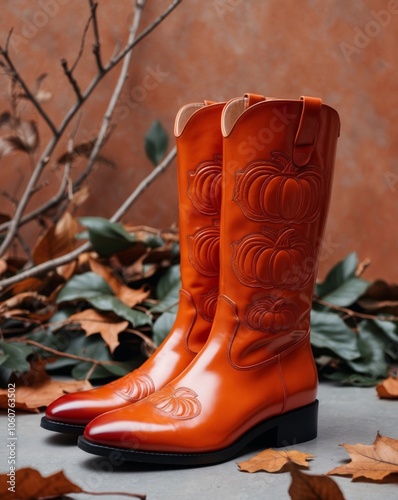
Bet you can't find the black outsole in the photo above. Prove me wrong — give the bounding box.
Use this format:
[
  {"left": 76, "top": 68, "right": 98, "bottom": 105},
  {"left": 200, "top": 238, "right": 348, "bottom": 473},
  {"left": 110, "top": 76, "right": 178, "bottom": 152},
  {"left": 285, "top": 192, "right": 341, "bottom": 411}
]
[
  {"left": 40, "top": 416, "right": 86, "bottom": 434},
  {"left": 77, "top": 400, "right": 318, "bottom": 466}
]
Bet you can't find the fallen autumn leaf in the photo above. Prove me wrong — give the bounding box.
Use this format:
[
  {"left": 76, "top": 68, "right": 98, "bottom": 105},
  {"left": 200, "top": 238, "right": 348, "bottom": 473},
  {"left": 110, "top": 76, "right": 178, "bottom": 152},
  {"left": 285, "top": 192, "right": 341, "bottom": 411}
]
[
  {"left": 327, "top": 432, "right": 398, "bottom": 481},
  {"left": 238, "top": 448, "right": 313, "bottom": 473},
  {"left": 288, "top": 461, "right": 346, "bottom": 500}
]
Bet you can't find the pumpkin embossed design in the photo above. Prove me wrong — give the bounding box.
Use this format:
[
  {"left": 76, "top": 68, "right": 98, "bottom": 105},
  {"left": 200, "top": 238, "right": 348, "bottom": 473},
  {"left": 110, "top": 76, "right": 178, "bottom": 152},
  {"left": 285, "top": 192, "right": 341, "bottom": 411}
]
[
  {"left": 111, "top": 372, "right": 155, "bottom": 402},
  {"left": 234, "top": 151, "right": 323, "bottom": 223},
  {"left": 187, "top": 223, "right": 220, "bottom": 276},
  {"left": 231, "top": 228, "right": 313, "bottom": 290},
  {"left": 148, "top": 386, "right": 202, "bottom": 420},
  {"left": 198, "top": 286, "right": 219, "bottom": 322},
  {"left": 244, "top": 297, "right": 299, "bottom": 333},
  {"left": 187, "top": 157, "right": 222, "bottom": 216}
]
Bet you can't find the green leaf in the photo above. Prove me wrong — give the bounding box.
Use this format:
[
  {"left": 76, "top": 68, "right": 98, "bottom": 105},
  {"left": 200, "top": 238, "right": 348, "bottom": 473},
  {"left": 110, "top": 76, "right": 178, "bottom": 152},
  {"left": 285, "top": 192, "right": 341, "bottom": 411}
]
[
  {"left": 315, "top": 252, "right": 370, "bottom": 306},
  {"left": 57, "top": 272, "right": 151, "bottom": 327},
  {"left": 0, "top": 342, "right": 33, "bottom": 372},
  {"left": 153, "top": 311, "right": 176, "bottom": 346},
  {"left": 88, "top": 294, "right": 152, "bottom": 327},
  {"left": 346, "top": 320, "right": 389, "bottom": 379},
  {"left": 56, "top": 272, "right": 113, "bottom": 303},
  {"left": 310, "top": 310, "right": 359, "bottom": 361},
  {"left": 79, "top": 217, "right": 137, "bottom": 257},
  {"left": 373, "top": 319, "right": 398, "bottom": 342},
  {"left": 151, "top": 265, "right": 180, "bottom": 313},
  {"left": 45, "top": 332, "right": 87, "bottom": 371},
  {"left": 145, "top": 120, "right": 169, "bottom": 166}
]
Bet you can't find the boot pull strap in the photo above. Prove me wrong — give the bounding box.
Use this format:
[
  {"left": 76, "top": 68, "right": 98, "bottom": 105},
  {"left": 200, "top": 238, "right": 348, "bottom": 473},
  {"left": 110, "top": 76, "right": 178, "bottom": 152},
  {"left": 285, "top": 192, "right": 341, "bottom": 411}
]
[
  {"left": 244, "top": 93, "right": 266, "bottom": 108},
  {"left": 204, "top": 100, "right": 216, "bottom": 106},
  {"left": 293, "top": 96, "right": 322, "bottom": 167}
]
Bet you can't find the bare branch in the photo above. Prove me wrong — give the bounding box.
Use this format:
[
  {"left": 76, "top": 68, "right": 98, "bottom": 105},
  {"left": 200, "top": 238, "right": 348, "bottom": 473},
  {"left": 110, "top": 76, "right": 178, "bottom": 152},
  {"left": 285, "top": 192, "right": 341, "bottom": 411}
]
[
  {"left": 70, "top": 15, "right": 92, "bottom": 73},
  {"left": 0, "top": 0, "right": 182, "bottom": 257},
  {"left": 111, "top": 147, "right": 176, "bottom": 222},
  {"left": 61, "top": 58, "right": 83, "bottom": 102},
  {"left": 74, "top": 0, "right": 146, "bottom": 191},
  {"left": 89, "top": 0, "right": 104, "bottom": 73},
  {"left": 0, "top": 147, "right": 176, "bottom": 289},
  {"left": 0, "top": 31, "right": 57, "bottom": 135},
  {"left": 107, "top": 0, "right": 181, "bottom": 70}
]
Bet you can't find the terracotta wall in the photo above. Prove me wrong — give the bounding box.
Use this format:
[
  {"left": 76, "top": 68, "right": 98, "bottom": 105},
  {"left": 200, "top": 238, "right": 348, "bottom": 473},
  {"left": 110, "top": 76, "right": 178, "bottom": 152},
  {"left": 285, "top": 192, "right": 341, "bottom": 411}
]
[{"left": 1, "top": 0, "right": 397, "bottom": 281}]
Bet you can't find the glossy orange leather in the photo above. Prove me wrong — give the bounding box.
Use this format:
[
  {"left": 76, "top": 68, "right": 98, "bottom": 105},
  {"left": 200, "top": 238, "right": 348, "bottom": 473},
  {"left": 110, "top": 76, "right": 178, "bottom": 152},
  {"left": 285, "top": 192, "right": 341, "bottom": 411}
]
[
  {"left": 83, "top": 95, "right": 340, "bottom": 454},
  {"left": 44, "top": 102, "right": 224, "bottom": 426}
]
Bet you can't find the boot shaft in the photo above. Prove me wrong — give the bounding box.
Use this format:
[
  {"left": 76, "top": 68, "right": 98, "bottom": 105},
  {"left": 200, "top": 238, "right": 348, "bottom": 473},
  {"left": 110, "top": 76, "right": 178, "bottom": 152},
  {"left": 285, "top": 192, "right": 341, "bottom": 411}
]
[
  {"left": 173, "top": 102, "right": 224, "bottom": 348},
  {"left": 218, "top": 95, "right": 340, "bottom": 356}
]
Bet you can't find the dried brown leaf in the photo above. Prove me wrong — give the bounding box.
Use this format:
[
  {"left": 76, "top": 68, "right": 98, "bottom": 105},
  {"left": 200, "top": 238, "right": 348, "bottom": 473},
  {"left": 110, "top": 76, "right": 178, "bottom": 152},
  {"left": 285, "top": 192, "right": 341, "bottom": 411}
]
[
  {"left": 69, "top": 185, "right": 90, "bottom": 209},
  {"left": 89, "top": 257, "right": 150, "bottom": 307},
  {"left": 68, "top": 308, "right": 128, "bottom": 353},
  {"left": 0, "top": 360, "right": 92, "bottom": 413},
  {"left": 0, "top": 291, "right": 50, "bottom": 315},
  {"left": 288, "top": 462, "right": 346, "bottom": 500},
  {"left": 10, "top": 277, "right": 44, "bottom": 294},
  {"left": 327, "top": 433, "right": 398, "bottom": 481},
  {"left": 0, "top": 467, "right": 146, "bottom": 499},
  {"left": 0, "top": 468, "right": 83, "bottom": 500},
  {"left": 0, "top": 258, "right": 7, "bottom": 276},
  {"left": 0, "top": 115, "right": 39, "bottom": 158},
  {"left": 32, "top": 212, "right": 78, "bottom": 265},
  {"left": 238, "top": 448, "right": 313, "bottom": 473},
  {"left": 376, "top": 377, "right": 398, "bottom": 399}
]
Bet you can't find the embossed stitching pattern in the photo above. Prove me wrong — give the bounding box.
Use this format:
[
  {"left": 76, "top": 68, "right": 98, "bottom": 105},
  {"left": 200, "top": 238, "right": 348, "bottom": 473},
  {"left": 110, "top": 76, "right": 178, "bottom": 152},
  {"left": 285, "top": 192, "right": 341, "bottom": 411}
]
[
  {"left": 198, "top": 286, "right": 219, "bottom": 322},
  {"left": 231, "top": 227, "right": 313, "bottom": 290},
  {"left": 187, "top": 223, "right": 220, "bottom": 277},
  {"left": 187, "top": 156, "right": 222, "bottom": 216},
  {"left": 233, "top": 151, "right": 323, "bottom": 223},
  {"left": 111, "top": 372, "right": 155, "bottom": 402},
  {"left": 243, "top": 297, "right": 299, "bottom": 333},
  {"left": 146, "top": 386, "right": 202, "bottom": 420}
]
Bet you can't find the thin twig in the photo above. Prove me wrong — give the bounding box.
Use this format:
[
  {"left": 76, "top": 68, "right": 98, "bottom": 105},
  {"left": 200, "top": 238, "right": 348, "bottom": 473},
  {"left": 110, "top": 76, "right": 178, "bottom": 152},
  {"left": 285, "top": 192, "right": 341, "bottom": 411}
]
[
  {"left": 0, "top": 147, "right": 176, "bottom": 289},
  {"left": 314, "top": 297, "right": 398, "bottom": 322},
  {"left": 10, "top": 337, "right": 117, "bottom": 365},
  {"left": 0, "top": 0, "right": 181, "bottom": 258},
  {"left": 0, "top": 32, "right": 57, "bottom": 135},
  {"left": 70, "top": 15, "right": 92, "bottom": 73},
  {"left": 89, "top": 0, "right": 104, "bottom": 73},
  {"left": 111, "top": 147, "right": 176, "bottom": 222},
  {"left": 74, "top": 0, "right": 146, "bottom": 191},
  {"left": 61, "top": 58, "right": 83, "bottom": 101},
  {"left": 106, "top": 0, "right": 181, "bottom": 71}
]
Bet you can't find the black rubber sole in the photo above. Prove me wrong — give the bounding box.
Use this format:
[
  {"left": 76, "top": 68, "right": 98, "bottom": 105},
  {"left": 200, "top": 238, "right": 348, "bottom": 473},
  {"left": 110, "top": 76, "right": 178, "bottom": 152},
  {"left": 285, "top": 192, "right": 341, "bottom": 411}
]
[
  {"left": 40, "top": 416, "right": 86, "bottom": 434},
  {"left": 77, "top": 400, "right": 318, "bottom": 466}
]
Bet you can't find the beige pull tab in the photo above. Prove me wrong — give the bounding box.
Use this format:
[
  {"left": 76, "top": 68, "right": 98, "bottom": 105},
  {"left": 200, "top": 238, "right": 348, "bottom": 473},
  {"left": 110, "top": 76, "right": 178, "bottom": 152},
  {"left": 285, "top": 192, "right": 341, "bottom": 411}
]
[
  {"left": 244, "top": 93, "right": 266, "bottom": 108},
  {"left": 204, "top": 100, "right": 216, "bottom": 106},
  {"left": 293, "top": 96, "right": 322, "bottom": 167}
]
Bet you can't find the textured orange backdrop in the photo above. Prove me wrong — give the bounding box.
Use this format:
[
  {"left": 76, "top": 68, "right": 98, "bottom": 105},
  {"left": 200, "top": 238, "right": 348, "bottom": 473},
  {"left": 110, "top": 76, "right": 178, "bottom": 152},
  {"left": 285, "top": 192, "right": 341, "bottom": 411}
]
[{"left": 0, "top": 0, "right": 397, "bottom": 281}]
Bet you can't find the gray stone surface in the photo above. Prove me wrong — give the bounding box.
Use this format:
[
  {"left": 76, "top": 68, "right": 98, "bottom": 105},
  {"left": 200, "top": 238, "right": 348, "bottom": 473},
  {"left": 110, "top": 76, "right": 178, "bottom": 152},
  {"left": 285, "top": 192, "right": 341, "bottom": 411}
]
[{"left": 1, "top": 382, "right": 397, "bottom": 499}]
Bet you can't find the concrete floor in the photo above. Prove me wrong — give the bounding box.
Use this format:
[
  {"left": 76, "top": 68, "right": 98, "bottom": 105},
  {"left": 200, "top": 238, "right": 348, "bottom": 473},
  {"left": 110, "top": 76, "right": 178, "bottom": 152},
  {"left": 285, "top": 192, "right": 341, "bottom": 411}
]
[{"left": 1, "top": 382, "right": 397, "bottom": 500}]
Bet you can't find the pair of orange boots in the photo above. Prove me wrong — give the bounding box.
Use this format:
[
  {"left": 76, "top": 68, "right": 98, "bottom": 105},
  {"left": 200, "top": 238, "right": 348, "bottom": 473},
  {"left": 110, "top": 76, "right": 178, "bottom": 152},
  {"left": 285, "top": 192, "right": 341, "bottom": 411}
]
[{"left": 41, "top": 93, "right": 340, "bottom": 466}]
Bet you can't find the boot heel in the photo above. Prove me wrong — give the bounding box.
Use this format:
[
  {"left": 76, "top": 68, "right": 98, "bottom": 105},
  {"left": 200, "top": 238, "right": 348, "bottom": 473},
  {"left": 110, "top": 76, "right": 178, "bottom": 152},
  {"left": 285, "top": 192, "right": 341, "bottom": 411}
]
[{"left": 275, "top": 400, "right": 318, "bottom": 447}]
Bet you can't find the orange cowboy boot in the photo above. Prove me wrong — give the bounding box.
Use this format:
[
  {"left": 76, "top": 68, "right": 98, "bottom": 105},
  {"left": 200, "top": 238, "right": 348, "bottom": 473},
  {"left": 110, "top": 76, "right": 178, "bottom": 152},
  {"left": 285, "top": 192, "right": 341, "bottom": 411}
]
[
  {"left": 78, "top": 94, "right": 340, "bottom": 465},
  {"left": 40, "top": 100, "right": 224, "bottom": 434}
]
